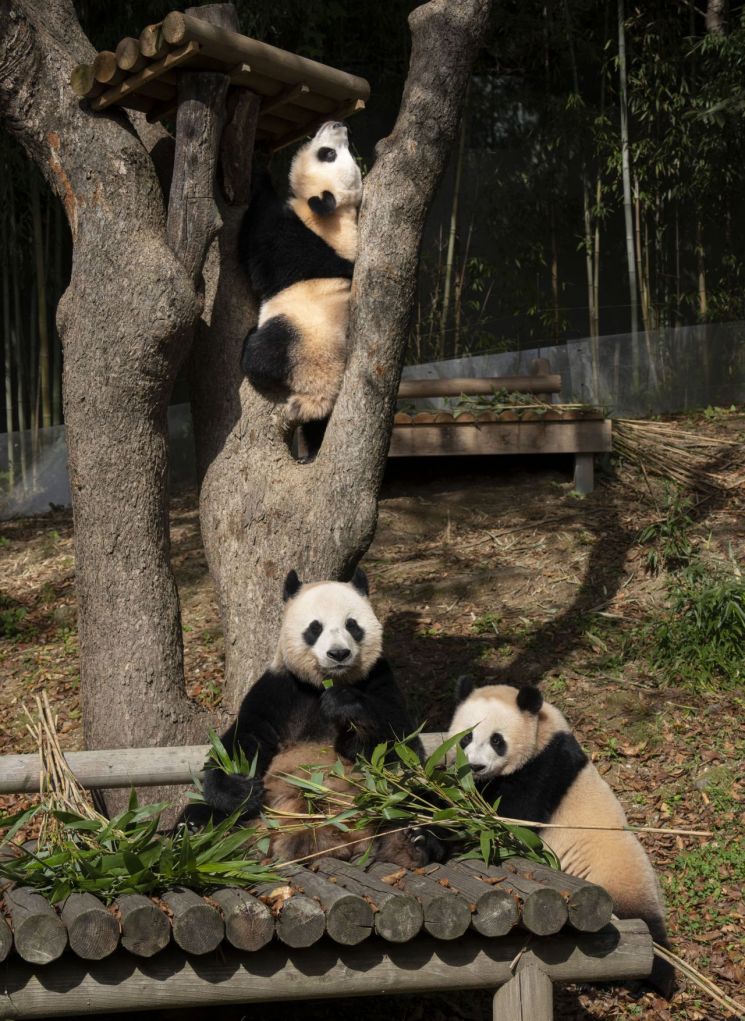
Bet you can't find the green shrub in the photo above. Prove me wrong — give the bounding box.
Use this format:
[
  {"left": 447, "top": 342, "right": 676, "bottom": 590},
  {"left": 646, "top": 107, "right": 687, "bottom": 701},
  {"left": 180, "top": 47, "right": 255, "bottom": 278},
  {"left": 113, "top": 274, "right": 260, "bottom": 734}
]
[{"left": 644, "top": 565, "right": 745, "bottom": 689}]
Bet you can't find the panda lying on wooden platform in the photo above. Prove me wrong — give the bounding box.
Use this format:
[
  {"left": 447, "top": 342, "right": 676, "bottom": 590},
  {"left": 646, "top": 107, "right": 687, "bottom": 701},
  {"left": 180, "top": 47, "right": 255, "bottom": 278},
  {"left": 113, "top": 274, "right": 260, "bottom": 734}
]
[
  {"left": 239, "top": 121, "right": 362, "bottom": 456},
  {"left": 448, "top": 678, "right": 676, "bottom": 998},
  {"left": 188, "top": 568, "right": 440, "bottom": 867}
]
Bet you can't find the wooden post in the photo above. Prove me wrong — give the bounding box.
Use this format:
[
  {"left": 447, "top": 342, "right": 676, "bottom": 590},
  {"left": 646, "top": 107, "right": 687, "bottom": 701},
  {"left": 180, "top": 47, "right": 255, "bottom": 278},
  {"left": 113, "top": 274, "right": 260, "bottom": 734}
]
[
  {"left": 116, "top": 894, "right": 171, "bottom": 957},
  {"left": 574, "top": 453, "right": 595, "bottom": 495},
  {"left": 59, "top": 892, "right": 119, "bottom": 960},
  {"left": 493, "top": 965, "right": 554, "bottom": 1021},
  {"left": 3, "top": 888, "right": 67, "bottom": 965}
]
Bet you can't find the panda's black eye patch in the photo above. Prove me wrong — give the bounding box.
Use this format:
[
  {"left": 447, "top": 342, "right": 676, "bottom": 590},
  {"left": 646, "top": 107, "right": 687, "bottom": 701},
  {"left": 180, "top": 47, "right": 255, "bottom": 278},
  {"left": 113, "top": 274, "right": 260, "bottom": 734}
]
[
  {"left": 460, "top": 733, "right": 472, "bottom": 749},
  {"left": 317, "top": 146, "right": 336, "bottom": 162},
  {"left": 346, "top": 618, "right": 364, "bottom": 642},
  {"left": 303, "top": 620, "right": 323, "bottom": 646},
  {"left": 490, "top": 732, "right": 506, "bottom": 756}
]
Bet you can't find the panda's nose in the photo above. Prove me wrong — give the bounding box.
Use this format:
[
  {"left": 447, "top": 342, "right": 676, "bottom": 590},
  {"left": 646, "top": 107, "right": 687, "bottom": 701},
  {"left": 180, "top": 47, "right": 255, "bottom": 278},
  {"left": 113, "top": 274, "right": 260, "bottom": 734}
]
[
  {"left": 470, "top": 762, "right": 488, "bottom": 774},
  {"left": 328, "top": 647, "right": 351, "bottom": 663}
]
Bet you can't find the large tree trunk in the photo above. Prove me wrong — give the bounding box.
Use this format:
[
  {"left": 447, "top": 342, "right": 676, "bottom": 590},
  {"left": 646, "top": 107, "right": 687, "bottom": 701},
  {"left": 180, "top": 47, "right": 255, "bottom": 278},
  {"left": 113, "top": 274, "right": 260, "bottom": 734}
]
[
  {"left": 0, "top": 0, "right": 491, "bottom": 762},
  {"left": 192, "top": 0, "right": 492, "bottom": 710},
  {"left": 0, "top": 0, "right": 204, "bottom": 757}
]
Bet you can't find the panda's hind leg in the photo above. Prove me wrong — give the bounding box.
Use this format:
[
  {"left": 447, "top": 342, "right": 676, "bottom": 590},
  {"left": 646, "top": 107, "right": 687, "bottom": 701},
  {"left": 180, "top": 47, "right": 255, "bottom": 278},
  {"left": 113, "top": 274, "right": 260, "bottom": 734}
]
[{"left": 241, "top": 315, "right": 296, "bottom": 390}]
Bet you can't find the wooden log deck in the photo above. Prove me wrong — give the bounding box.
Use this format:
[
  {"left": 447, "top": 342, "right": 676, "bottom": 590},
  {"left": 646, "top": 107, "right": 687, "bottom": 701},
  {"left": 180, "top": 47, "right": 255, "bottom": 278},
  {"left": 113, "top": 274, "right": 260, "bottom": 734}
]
[
  {"left": 69, "top": 10, "right": 370, "bottom": 151},
  {"left": 391, "top": 363, "right": 612, "bottom": 495},
  {"left": 0, "top": 742, "right": 654, "bottom": 1018}
]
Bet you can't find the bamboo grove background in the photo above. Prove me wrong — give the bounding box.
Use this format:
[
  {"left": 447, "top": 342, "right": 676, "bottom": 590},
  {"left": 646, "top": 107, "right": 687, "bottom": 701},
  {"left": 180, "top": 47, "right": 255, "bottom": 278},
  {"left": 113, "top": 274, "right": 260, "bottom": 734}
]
[{"left": 2, "top": 0, "right": 745, "bottom": 492}]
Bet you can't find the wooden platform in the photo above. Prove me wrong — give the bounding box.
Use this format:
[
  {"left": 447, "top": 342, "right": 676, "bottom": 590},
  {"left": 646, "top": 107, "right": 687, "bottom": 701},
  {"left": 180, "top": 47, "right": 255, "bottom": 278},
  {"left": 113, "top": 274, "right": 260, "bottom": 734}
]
[
  {"left": 70, "top": 11, "right": 369, "bottom": 151},
  {"left": 0, "top": 740, "right": 654, "bottom": 1019},
  {"left": 392, "top": 369, "right": 612, "bottom": 494}
]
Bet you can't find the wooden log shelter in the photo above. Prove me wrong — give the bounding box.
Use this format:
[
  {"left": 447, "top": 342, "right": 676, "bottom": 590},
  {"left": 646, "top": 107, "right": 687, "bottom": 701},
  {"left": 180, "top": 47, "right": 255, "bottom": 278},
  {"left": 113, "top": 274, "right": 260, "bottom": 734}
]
[
  {"left": 70, "top": 11, "right": 369, "bottom": 151},
  {"left": 0, "top": 739, "right": 654, "bottom": 1020},
  {"left": 393, "top": 359, "right": 613, "bottom": 495}
]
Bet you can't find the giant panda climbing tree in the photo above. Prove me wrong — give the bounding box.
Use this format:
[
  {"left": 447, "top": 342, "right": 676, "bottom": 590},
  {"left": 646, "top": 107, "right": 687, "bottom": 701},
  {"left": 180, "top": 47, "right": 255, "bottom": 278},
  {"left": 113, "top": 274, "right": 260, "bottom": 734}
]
[{"left": 0, "top": 0, "right": 491, "bottom": 800}]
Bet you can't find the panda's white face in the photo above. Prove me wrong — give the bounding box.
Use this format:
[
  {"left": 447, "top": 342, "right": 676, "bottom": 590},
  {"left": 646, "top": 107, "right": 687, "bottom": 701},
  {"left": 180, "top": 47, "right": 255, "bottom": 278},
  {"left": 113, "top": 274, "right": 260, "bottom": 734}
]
[
  {"left": 278, "top": 579, "right": 383, "bottom": 685},
  {"left": 447, "top": 688, "right": 540, "bottom": 780},
  {"left": 289, "top": 121, "right": 363, "bottom": 211}
]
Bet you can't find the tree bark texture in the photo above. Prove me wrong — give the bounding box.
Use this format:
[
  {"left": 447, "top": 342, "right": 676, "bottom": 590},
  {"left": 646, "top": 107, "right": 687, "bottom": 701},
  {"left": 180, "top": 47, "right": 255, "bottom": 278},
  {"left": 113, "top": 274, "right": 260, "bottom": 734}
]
[
  {"left": 0, "top": 0, "right": 206, "bottom": 755},
  {"left": 192, "top": 0, "right": 492, "bottom": 710},
  {"left": 0, "top": 0, "right": 491, "bottom": 760}
]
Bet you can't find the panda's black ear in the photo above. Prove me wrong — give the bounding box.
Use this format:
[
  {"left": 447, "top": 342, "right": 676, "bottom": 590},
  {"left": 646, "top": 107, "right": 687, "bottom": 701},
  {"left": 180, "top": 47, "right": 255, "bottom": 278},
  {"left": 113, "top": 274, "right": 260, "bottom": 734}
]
[
  {"left": 350, "top": 567, "right": 369, "bottom": 596},
  {"left": 455, "top": 675, "right": 477, "bottom": 703},
  {"left": 516, "top": 685, "right": 543, "bottom": 715},
  {"left": 308, "top": 190, "right": 337, "bottom": 216},
  {"left": 283, "top": 570, "right": 302, "bottom": 602}
]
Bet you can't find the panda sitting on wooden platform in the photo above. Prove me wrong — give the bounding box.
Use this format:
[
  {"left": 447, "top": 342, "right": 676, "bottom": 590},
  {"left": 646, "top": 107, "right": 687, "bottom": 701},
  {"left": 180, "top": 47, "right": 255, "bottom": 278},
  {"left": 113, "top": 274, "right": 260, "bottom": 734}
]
[
  {"left": 239, "top": 121, "right": 363, "bottom": 457},
  {"left": 188, "top": 568, "right": 439, "bottom": 867},
  {"left": 448, "top": 678, "right": 676, "bottom": 998}
]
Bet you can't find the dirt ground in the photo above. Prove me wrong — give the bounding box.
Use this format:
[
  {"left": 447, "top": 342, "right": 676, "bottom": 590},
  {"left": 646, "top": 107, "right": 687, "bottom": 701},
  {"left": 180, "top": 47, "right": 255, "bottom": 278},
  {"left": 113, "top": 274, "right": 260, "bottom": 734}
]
[{"left": 1, "top": 412, "right": 744, "bottom": 1021}]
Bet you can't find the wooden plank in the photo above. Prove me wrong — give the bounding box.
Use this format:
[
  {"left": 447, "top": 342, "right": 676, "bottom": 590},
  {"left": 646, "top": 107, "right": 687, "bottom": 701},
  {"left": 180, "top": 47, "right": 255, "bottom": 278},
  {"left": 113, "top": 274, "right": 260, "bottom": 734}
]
[
  {"left": 287, "top": 866, "right": 373, "bottom": 946},
  {"left": 115, "top": 37, "right": 147, "bottom": 73},
  {"left": 139, "top": 23, "right": 168, "bottom": 60},
  {"left": 220, "top": 89, "right": 261, "bottom": 205},
  {"left": 493, "top": 965, "right": 553, "bottom": 1021},
  {"left": 388, "top": 420, "right": 613, "bottom": 458},
  {"left": 260, "top": 81, "right": 310, "bottom": 115},
  {"left": 69, "top": 64, "right": 103, "bottom": 99},
  {"left": 60, "top": 892, "right": 119, "bottom": 960},
  {"left": 398, "top": 376, "right": 561, "bottom": 399},
  {"left": 313, "top": 858, "right": 423, "bottom": 943},
  {"left": 266, "top": 99, "right": 365, "bottom": 152},
  {"left": 161, "top": 888, "right": 224, "bottom": 955},
  {"left": 0, "top": 912, "right": 12, "bottom": 963},
  {"left": 574, "top": 453, "right": 595, "bottom": 495},
  {"left": 210, "top": 887, "right": 274, "bottom": 952},
  {"left": 162, "top": 12, "right": 370, "bottom": 103},
  {"left": 0, "top": 922, "right": 653, "bottom": 1017},
  {"left": 421, "top": 862, "right": 519, "bottom": 937},
  {"left": 4, "top": 887, "right": 68, "bottom": 965},
  {"left": 368, "top": 863, "right": 471, "bottom": 941},
  {"left": 505, "top": 859, "right": 613, "bottom": 933},
  {"left": 462, "top": 861, "right": 567, "bottom": 936},
  {"left": 92, "top": 51, "right": 124, "bottom": 86},
  {"left": 250, "top": 878, "right": 326, "bottom": 949},
  {"left": 116, "top": 894, "right": 171, "bottom": 957},
  {"left": 91, "top": 43, "right": 201, "bottom": 112},
  {"left": 0, "top": 734, "right": 447, "bottom": 794}
]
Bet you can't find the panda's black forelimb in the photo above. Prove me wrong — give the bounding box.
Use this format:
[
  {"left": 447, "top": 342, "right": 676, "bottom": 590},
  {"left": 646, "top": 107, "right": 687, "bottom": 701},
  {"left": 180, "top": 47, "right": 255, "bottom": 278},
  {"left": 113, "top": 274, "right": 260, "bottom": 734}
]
[{"left": 307, "top": 190, "right": 337, "bottom": 216}]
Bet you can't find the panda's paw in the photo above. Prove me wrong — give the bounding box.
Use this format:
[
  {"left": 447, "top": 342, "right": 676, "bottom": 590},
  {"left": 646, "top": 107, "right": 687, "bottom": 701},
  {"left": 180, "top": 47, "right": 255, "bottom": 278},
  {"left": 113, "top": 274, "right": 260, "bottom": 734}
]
[
  {"left": 320, "top": 685, "right": 365, "bottom": 725},
  {"left": 202, "top": 770, "right": 265, "bottom": 821},
  {"left": 409, "top": 826, "right": 449, "bottom": 866}
]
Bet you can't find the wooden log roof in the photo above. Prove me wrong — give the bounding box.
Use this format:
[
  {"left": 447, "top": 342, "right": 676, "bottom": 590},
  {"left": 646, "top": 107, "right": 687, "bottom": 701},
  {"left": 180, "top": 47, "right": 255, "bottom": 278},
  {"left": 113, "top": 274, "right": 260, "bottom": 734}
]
[
  {"left": 70, "top": 12, "right": 370, "bottom": 152},
  {"left": 0, "top": 857, "right": 614, "bottom": 964}
]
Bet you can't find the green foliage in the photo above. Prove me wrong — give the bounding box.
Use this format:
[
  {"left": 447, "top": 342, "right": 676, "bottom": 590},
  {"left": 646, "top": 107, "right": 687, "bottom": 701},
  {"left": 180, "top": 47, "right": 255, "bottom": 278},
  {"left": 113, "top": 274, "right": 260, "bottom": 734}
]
[
  {"left": 0, "top": 791, "right": 278, "bottom": 904},
  {"left": 642, "top": 564, "right": 745, "bottom": 689},
  {"left": 637, "top": 486, "right": 694, "bottom": 574},
  {"left": 205, "top": 729, "right": 257, "bottom": 777},
  {"left": 0, "top": 595, "right": 28, "bottom": 639},
  {"left": 471, "top": 611, "right": 501, "bottom": 636},
  {"left": 664, "top": 835, "right": 745, "bottom": 936},
  {"left": 272, "top": 733, "right": 561, "bottom": 869}
]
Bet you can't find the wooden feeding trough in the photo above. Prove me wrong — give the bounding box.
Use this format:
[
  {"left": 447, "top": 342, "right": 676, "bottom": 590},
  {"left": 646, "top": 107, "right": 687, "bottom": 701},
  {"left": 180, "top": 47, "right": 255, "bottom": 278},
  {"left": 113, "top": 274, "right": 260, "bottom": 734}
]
[
  {"left": 70, "top": 10, "right": 369, "bottom": 152},
  {"left": 0, "top": 740, "right": 655, "bottom": 1019},
  {"left": 392, "top": 361, "right": 612, "bottom": 494}
]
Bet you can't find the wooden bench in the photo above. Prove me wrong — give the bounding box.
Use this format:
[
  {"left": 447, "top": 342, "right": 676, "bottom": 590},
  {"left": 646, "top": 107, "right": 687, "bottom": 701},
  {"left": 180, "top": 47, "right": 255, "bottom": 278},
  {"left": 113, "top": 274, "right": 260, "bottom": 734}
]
[
  {"left": 393, "top": 361, "right": 612, "bottom": 495},
  {"left": 0, "top": 742, "right": 654, "bottom": 1020}
]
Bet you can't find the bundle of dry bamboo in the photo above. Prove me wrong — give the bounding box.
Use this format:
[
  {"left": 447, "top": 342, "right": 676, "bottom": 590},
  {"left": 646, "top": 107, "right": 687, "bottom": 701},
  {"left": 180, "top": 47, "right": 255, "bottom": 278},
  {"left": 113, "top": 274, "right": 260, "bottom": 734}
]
[
  {"left": 613, "top": 418, "right": 745, "bottom": 493},
  {"left": 70, "top": 12, "right": 369, "bottom": 151}
]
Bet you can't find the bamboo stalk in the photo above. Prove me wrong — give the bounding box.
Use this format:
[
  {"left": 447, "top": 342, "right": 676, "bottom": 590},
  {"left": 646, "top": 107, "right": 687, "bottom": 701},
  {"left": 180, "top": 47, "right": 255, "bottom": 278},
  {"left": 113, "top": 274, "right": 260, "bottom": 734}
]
[{"left": 653, "top": 943, "right": 745, "bottom": 1018}]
